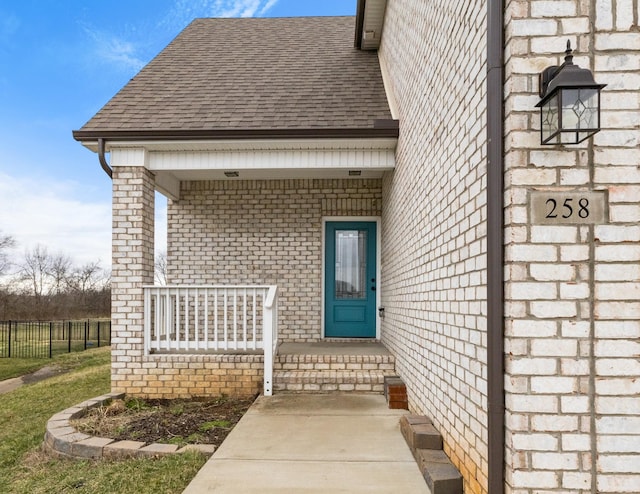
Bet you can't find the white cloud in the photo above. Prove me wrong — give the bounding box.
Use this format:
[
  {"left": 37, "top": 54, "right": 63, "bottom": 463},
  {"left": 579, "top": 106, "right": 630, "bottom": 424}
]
[
  {"left": 258, "top": 0, "right": 279, "bottom": 16},
  {"left": 163, "top": 0, "right": 279, "bottom": 29},
  {"left": 79, "top": 1, "right": 281, "bottom": 73},
  {"left": 212, "top": 0, "right": 279, "bottom": 18},
  {"left": 0, "top": 173, "right": 168, "bottom": 275},
  {"left": 0, "top": 173, "right": 111, "bottom": 268},
  {"left": 80, "top": 23, "right": 147, "bottom": 73},
  {"left": 215, "top": 0, "right": 262, "bottom": 17}
]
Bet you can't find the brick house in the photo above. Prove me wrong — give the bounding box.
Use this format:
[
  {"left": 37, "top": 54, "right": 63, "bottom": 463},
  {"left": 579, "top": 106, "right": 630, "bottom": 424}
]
[{"left": 74, "top": 1, "right": 640, "bottom": 493}]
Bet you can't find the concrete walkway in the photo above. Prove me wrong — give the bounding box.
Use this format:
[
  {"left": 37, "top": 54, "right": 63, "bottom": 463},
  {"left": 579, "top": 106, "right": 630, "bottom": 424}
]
[
  {"left": 182, "top": 393, "right": 430, "bottom": 494},
  {"left": 0, "top": 366, "right": 63, "bottom": 395}
]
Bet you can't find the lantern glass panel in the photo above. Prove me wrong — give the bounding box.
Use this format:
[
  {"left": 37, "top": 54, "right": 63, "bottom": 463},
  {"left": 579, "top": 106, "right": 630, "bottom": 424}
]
[
  {"left": 561, "top": 88, "right": 598, "bottom": 130},
  {"left": 560, "top": 88, "right": 600, "bottom": 144},
  {"left": 541, "top": 93, "right": 559, "bottom": 144}
]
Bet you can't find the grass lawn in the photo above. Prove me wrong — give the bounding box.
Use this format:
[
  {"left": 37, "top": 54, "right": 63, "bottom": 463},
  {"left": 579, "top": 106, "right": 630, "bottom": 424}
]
[
  {"left": 0, "top": 346, "right": 115, "bottom": 381},
  {"left": 0, "top": 347, "right": 208, "bottom": 494},
  {"left": 0, "top": 357, "right": 49, "bottom": 381}
]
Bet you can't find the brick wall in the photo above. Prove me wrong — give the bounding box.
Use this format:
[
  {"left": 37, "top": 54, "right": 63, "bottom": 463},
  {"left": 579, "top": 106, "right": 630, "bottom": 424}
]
[
  {"left": 111, "top": 166, "right": 156, "bottom": 396},
  {"left": 378, "top": 2, "right": 489, "bottom": 493},
  {"left": 111, "top": 168, "right": 279, "bottom": 398},
  {"left": 120, "top": 354, "right": 264, "bottom": 399},
  {"left": 167, "top": 179, "right": 382, "bottom": 342},
  {"left": 504, "top": 0, "right": 640, "bottom": 492}
]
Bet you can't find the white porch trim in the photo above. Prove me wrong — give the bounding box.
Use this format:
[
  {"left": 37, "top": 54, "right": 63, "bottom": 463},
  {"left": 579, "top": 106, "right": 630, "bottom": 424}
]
[
  {"left": 102, "top": 138, "right": 395, "bottom": 189},
  {"left": 143, "top": 284, "right": 279, "bottom": 396}
]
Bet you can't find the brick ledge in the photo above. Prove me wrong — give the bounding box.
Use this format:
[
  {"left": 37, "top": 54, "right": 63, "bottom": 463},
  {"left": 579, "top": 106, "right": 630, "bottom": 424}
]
[
  {"left": 400, "top": 415, "right": 462, "bottom": 494},
  {"left": 43, "top": 393, "right": 216, "bottom": 459}
]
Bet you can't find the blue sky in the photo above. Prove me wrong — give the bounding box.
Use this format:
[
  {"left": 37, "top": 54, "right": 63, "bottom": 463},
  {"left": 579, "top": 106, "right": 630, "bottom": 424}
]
[{"left": 0, "top": 0, "right": 357, "bottom": 269}]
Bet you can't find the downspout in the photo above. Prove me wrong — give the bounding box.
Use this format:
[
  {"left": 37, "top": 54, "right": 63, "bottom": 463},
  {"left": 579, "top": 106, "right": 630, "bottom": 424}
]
[
  {"left": 98, "top": 138, "right": 113, "bottom": 179},
  {"left": 354, "top": 0, "right": 365, "bottom": 48},
  {"left": 487, "top": 0, "right": 505, "bottom": 493}
]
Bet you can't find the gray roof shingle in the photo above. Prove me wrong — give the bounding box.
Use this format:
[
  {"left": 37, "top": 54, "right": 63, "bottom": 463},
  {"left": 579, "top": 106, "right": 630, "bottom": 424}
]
[{"left": 75, "top": 16, "right": 394, "bottom": 138}]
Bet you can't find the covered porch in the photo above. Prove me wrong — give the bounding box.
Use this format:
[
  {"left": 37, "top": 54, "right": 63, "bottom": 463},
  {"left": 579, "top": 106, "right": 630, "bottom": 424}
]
[
  {"left": 143, "top": 282, "right": 397, "bottom": 397},
  {"left": 96, "top": 121, "right": 399, "bottom": 398},
  {"left": 104, "top": 151, "right": 396, "bottom": 399}
]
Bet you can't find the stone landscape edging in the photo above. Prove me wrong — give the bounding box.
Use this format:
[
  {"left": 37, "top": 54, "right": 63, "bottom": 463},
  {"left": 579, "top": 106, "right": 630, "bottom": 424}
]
[{"left": 43, "top": 392, "right": 216, "bottom": 459}]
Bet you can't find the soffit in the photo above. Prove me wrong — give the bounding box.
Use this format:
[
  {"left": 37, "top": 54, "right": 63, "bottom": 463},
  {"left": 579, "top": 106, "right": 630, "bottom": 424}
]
[{"left": 355, "top": 0, "right": 387, "bottom": 50}]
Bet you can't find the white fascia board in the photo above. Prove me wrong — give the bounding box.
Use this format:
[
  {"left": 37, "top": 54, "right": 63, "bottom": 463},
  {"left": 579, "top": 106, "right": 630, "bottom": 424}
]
[
  {"left": 104, "top": 137, "right": 397, "bottom": 153},
  {"left": 378, "top": 53, "right": 399, "bottom": 120}
]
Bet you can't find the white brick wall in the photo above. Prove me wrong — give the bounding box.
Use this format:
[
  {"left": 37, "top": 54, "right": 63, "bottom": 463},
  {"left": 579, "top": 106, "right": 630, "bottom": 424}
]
[
  {"left": 111, "top": 166, "right": 155, "bottom": 395},
  {"left": 504, "top": 0, "right": 640, "bottom": 492},
  {"left": 378, "top": 1, "right": 489, "bottom": 492},
  {"left": 167, "top": 179, "right": 382, "bottom": 342},
  {"left": 379, "top": 1, "right": 638, "bottom": 492}
]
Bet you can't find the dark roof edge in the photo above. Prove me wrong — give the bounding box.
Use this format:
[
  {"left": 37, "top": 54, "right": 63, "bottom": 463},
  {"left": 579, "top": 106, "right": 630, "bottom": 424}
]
[
  {"left": 354, "top": 0, "right": 366, "bottom": 48},
  {"left": 72, "top": 120, "right": 399, "bottom": 142}
]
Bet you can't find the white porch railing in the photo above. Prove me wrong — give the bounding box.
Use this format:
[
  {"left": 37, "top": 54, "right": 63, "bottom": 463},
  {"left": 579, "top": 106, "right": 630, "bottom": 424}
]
[{"left": 143, "top": 285, "right": 278, "bottom": 395}]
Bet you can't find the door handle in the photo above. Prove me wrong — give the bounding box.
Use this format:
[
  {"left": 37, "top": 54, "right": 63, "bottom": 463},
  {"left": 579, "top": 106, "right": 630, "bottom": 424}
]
[{"left": 371, "top": 286, "right": 376, "bottom": 291}]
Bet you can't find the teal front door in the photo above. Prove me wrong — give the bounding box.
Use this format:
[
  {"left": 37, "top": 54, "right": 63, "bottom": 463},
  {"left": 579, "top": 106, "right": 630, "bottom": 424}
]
[{"left": 325, "top": 221, "right": 377, "bottom": 338}]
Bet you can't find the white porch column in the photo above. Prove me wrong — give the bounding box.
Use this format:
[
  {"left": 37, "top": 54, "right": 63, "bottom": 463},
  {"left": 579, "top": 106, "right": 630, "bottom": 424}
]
[{"left": 111, "top": 165, "right": 155, "bottom": 394}]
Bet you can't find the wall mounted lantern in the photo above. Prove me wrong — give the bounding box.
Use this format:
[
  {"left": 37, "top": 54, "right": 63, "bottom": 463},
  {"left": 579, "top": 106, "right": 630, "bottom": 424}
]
[{"left": 536, "top": 41, "right": 606, "bottom": 145}]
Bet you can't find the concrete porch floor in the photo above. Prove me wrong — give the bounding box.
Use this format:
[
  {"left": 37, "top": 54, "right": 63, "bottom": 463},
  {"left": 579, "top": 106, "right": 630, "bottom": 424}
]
[{"left": 182, "top": 393, "right": 430, "bottom": 494}]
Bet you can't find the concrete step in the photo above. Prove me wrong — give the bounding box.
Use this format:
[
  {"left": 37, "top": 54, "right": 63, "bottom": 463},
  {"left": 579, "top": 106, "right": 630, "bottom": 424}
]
[
  {"left": 274, "top": 354, "right": 396, "bottom": 372},
  {"left": 273, "top": 342, "right": 396, "bottom": 393},
  {"left": 274, "top": 369, "right": 391, "bottom": 393}
]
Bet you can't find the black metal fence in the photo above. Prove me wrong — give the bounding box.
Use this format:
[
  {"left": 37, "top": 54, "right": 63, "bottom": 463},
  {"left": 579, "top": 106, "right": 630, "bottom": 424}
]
[{"left": 0, "top": 320, "right": 111, "bottom": 358}]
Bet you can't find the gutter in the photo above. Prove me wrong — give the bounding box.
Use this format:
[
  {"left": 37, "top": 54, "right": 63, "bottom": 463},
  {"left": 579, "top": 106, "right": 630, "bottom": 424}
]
[
  {"left": 487, "top": 0, "right": 505, "bottom": 493},
  {"left": 72, "top": 121, "right": 400, "bottom": 143}
]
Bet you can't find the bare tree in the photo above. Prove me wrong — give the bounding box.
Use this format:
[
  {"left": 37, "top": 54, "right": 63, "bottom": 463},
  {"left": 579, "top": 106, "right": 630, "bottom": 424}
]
[
  {"left": 0, "top": 240, "right": 111, "bottom": 320},
  {"left": 155, "top": 250, "right": 168, "bottom": 285},
  {"left": 0, "top": 230, "right": 15, "bottom": 277},
  {"left": 49, "top": 253, "right": 72, "bottom": 295},
  {"left": 20, "top": 244, "right": 52, "bottom": 298},
  {"left": 68, "top": 261, "right": 106, "bottom": 293},
  {"left": 64, "top": 262, "right": 110, "bottom": 317}
]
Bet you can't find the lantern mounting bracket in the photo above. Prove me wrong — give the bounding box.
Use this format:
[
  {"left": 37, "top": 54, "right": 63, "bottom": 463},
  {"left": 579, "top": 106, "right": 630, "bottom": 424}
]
[
  {"left": 538, "top": 41, "right": 574, "bottom": 98},
  {"left": 539, "top": 65, "right": 559, "bottom": 98}
]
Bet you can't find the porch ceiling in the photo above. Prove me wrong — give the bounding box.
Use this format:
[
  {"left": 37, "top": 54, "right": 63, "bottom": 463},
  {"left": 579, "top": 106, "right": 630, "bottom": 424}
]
[
  {"left": 106, "top": 137, "right": 396, "bottom": 198},
  {"left": 155, "top": 168, "right": 388, "bottom": 182}
]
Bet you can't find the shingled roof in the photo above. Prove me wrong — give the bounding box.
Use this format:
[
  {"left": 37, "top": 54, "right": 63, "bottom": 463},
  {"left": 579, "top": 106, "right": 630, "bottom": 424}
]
[{"left": 74, "top": 16, "right": 395, "bottom": 141}]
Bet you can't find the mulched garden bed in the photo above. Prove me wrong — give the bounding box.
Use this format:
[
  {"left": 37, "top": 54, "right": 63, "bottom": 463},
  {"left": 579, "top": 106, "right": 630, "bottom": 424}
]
[{"left": 72, "top": 395, "right": 255, "bottom": 448}]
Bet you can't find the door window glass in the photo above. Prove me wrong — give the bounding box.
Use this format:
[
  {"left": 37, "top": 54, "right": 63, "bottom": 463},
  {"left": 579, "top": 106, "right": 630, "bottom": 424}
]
[{"left": 335, "top": 230, "right": 366, "bottom": 299}]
